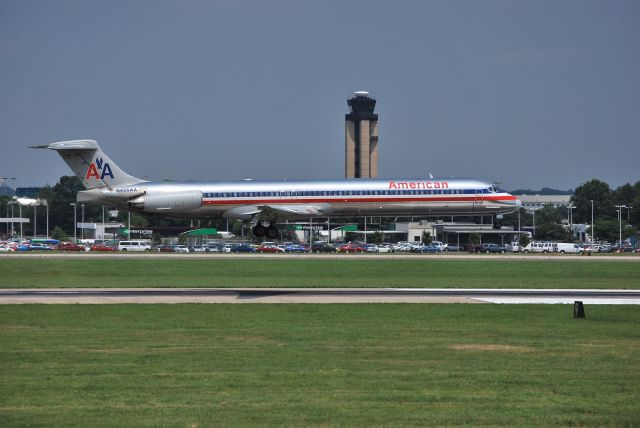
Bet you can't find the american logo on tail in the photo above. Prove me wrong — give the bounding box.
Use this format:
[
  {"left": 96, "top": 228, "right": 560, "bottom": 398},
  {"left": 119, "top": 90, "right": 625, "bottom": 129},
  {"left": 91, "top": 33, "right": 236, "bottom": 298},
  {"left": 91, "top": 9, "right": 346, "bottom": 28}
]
[{"left": 85, "top": 157, "right": 114, "bottom": 181}]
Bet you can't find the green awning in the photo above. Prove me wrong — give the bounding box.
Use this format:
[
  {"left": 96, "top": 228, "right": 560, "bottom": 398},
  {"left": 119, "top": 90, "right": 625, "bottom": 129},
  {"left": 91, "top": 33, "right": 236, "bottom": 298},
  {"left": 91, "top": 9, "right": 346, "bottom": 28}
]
[{"left": 180, "top": 228, "right": 218, "bottom": 236}]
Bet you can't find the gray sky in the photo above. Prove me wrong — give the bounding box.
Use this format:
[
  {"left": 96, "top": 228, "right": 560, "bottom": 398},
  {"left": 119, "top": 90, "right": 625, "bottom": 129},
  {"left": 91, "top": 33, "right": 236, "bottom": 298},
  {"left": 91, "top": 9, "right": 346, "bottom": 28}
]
[{"left": 1, "top": 0, "right": 639, "bottom": 191}]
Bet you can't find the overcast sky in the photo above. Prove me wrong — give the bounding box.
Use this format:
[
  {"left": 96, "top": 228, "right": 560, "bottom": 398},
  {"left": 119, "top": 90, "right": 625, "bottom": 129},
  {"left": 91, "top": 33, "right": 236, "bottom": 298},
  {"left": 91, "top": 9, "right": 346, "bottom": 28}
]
[{"left": 1, "top": 0, "right": 638, "bottom": 191}]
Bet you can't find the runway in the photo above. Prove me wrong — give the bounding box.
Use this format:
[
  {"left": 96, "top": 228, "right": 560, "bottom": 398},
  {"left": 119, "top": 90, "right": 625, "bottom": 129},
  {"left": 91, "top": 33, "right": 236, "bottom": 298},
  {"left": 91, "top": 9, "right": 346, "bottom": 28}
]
[{"left": 1, "top": 288, "right": 639, "bottom": 304}]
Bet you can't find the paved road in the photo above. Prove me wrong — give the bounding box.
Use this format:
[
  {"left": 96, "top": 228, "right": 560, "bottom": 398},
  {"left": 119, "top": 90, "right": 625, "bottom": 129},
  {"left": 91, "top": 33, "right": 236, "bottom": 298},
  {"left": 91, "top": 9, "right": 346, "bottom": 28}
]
[{"left": 2, "top": 288, "right": 639, "bottom": 304}]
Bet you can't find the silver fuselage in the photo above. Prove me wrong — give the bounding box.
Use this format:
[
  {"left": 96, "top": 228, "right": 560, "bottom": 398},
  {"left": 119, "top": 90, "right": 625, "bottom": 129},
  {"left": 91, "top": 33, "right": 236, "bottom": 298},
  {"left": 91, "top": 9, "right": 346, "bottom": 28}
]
[{"left": 85, "top": 177, "right": 521, "bottom": 220}]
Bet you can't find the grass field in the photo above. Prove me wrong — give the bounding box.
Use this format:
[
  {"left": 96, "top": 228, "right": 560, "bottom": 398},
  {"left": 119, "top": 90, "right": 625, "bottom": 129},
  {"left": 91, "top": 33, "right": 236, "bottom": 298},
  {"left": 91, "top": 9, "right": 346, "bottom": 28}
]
[
  {"left": 0, "top": 258, "right": 638, "bottom": 289},
  {"left": 1, "top": 304, "right": 639, "bottom": 426}
]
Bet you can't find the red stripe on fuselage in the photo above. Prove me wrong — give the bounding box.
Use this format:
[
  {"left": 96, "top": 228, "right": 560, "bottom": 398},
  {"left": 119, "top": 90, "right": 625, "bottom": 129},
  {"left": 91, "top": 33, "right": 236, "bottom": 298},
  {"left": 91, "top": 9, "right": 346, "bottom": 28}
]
[{"left": 202, "top": 195, "right": 516, "bottom": 205}]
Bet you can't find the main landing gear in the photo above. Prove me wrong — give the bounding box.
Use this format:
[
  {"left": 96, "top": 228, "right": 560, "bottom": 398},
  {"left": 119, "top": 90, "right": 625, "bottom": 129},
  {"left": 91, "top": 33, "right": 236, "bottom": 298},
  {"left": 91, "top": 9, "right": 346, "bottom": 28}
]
[{"left": 253, "top": 224, "right": 279, "bottom": 239}]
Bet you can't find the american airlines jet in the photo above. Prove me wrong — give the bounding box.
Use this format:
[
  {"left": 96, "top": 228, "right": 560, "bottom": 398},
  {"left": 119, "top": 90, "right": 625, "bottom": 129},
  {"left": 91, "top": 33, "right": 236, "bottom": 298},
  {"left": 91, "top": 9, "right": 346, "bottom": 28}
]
[{"left": 34, "top": 140, "right": 520, "bottom": 238}]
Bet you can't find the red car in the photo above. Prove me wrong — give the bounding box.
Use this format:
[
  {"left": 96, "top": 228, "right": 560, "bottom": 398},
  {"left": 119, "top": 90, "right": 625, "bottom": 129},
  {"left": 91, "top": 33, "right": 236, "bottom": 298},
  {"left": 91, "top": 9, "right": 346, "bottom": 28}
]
[
  {"left": 337, "top": 243, "right": 365, "bottom": 253},
  {"left": 256, "top": 244, "right": 285, "bottom": 253},
  {"left": 89, "top": 243, "right": 117, "bottom": 252},
  {"left": 56, "top": 242, "right": 86, "bottom": 251}
]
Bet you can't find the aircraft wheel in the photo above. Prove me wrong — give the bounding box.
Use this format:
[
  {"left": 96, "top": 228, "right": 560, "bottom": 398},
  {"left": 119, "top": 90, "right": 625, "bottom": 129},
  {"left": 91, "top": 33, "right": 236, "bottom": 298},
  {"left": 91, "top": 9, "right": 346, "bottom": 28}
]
[
  {"left": 253, "top": 224, "right": 267, "bottom": 238},
  {"left": 266, "top": 226, "right": 279, "bottom": 240}
]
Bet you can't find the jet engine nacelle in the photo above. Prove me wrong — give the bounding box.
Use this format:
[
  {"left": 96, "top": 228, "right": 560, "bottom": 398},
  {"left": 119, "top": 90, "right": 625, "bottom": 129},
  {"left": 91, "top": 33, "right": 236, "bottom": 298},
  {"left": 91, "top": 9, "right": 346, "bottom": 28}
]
[{"left": 128, "top": 190, "right": 202, "bottom": 212}]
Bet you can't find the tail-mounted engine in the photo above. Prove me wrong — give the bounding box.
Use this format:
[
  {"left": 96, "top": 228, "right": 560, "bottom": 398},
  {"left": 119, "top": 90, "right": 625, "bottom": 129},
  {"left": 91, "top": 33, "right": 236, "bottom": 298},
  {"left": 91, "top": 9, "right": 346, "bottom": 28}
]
[{"left": 128, "top": 190, "right": 203, "bottom": 213}]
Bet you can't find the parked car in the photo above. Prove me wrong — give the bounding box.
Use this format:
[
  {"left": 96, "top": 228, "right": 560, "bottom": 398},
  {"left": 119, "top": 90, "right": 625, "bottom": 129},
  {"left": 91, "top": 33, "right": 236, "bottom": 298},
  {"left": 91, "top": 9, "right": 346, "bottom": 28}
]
[
  {"left": 230, "top": 243, "right": 257, "bottom": 253},
  {"left": 310, "top": 242, "right": 338, "bottom": 253},
  {"left": 56, "top": 242, "right": 86, "bottom": 251},
  {"left": 118, "top": 240, "right": 152, "bottom": 252},
  {"left": 173, "top": 245, "right": 190, "bottom": 253},
  {"left": 479, "top": 243, "right": 507, "bottom": 254},
  {"left": 553, "top": 243, "right": 583, "bottom": 254},
  {"left": 256, "top": 244, "right": 285, "bottom": 253},
  {"left": 363, "top": 244, "right": 379, "bottom": 253},
  {"left": 444, "top": 244, "right": 464, "bottom": 252},
  {"left": 416, "top": 245, "right": 442, "bottom": 253},
  {"left": 284, "top": 244, "right": 308, "bottom": 253},
  {"left": 89, "top": 243, "right": 117, "bottom": 252},
  {"left": 377, "top": 244, "right": 393, "bottom": 253},
  {"left": 337, "top": 243, "right": 365, "bottom": 253},
  {"left": 157, "top": 245, "right": 175, "bottom": 252}
]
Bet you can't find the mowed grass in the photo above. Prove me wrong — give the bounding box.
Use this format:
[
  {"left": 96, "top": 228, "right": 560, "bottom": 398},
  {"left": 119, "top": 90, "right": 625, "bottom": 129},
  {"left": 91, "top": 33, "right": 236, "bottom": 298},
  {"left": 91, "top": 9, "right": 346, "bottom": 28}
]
[
  {"left": 0, "top": 258, "right": 638, "bottom": 288},
  {"left": 1, "top": 304, "right": 639, "bottom": 426}
]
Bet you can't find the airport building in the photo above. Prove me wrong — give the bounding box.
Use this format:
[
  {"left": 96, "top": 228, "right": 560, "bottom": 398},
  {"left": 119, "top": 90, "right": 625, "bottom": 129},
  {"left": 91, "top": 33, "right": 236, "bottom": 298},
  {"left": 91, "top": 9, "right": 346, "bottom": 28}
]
[{"left": 345, "top": 91, "right": 379, "bottom": 178}]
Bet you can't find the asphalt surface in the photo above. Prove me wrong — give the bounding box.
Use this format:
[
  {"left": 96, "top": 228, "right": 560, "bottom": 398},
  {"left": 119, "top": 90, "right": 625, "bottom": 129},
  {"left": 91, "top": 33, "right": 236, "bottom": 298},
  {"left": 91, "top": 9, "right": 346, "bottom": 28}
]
[{"left": 2, "top": 288, "right": 639, "bottom": 304}]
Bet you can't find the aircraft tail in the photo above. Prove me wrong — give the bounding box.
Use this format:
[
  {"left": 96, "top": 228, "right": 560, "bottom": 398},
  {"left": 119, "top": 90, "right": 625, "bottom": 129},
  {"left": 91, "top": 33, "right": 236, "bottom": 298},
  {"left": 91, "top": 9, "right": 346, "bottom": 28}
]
[{"left": 32, "top": 140, "right": 143, "bottom": 189}]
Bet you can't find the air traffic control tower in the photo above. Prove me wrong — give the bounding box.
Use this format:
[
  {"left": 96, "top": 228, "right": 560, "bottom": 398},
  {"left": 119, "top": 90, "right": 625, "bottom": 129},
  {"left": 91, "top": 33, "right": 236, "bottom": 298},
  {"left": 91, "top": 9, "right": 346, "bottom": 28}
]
[{"left": 345, "top": 91, "right": 379, "bottom": 178}]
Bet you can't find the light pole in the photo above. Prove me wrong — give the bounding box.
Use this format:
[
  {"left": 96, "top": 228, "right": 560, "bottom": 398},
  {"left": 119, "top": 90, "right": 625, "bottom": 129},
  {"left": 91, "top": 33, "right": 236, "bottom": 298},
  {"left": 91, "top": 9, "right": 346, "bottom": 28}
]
[
  {"left": 43, "top": 200, "right": 49, "bottom": 238},
  {"left": 567, "top": 203, "right": 576, "bottom": 240},
  {"left": 615, "top": 205, "right": 627, "bottom": 248},
  {"left": 590, "top": 200, "right": 594, "bottom": 244},
  {"left": 33, "top": 203, "right": 37, "bottom": 238},
  {"left": 8, "top": 200, "right": 15, "bottom": 237},
  {"left": 81, "top": 204, "right": 85, "bottom": 240},
  {"left": 532, "top": 209, "right": 535, "bottom": 238},
  {"left": 70, "top": 203, "right": 77, "bottom": 243},
  {"left": 102, "top": 205, "right": 105, "bottom": 241}
]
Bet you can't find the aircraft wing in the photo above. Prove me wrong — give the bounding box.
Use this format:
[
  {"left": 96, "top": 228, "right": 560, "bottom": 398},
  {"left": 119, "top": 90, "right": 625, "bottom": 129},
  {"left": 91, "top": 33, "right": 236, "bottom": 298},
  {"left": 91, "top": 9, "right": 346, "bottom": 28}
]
[{"left": 262, "top": 203, "right": 334, "bottom": 216}]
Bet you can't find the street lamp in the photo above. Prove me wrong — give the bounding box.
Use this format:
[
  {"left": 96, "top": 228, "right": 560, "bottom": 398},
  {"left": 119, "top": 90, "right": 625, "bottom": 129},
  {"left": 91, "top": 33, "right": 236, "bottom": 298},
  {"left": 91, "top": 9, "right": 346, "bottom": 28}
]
[
  {"left": 8, "top": 200, "right": 16, "bottom": 237},
  {"left": 81, "top": 203, "right": 85, "bottom": 240},
  {"left": 43, "top": 200, "right": 49, "bottom": 238},
  {"left": 70, "top": 203, "right": 77, "bottom": 243},
  {"left": 615, "top": 205, "right": 627, "bottom": 248},
  {"left": 33, "top": 202, "right": 37, "bottom": 238},
  {"left": 567, "top": 203, "right": 576, "bottom": 240},
  {"left": 590, "top": 200, "right": 594, "bottom": 244}
]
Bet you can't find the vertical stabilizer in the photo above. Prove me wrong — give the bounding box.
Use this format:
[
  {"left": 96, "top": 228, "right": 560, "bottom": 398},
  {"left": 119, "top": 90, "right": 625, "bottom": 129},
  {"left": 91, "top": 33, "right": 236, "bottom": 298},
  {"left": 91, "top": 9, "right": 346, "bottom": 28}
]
[{"left": 31, "top": 140, "right": 143, "bottom": 189}]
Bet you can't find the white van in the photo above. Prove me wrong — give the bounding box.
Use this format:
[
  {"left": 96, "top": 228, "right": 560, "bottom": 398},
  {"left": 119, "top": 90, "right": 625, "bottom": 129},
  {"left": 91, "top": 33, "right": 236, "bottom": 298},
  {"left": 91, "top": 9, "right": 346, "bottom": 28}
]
[
  {"left": 553, "top": 243, "right": 583, "bottom": 254},
  {"left": 524, "top": 241, "right": 553, "bottom": 253},
  {"left": 118, "top": 240, "right": 151, "bottom": 252}
]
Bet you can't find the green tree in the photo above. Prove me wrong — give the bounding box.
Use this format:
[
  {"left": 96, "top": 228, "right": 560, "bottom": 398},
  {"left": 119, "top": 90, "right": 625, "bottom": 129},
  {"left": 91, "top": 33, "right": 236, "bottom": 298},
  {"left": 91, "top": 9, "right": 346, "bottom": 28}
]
[
  {"left": 570, "top": 179, "right": 615, "bottom": 224},
  {"left": 469, "top": 233, "right": 481, "bottom": 246},
  {"left": 421, "top": 230, "right": 432, "bottom": 245},
  {"left": 51, "top": 226, "right": 68, "bottom": 242},
  {"left": 519, "top": 234, "right": 531, "bottom": 248},
  {"left": 372, "top": 230, "right": 383, "bottom": 245},
  {"left": 536, "top": 223, "right": 569, "bottom": 241}
]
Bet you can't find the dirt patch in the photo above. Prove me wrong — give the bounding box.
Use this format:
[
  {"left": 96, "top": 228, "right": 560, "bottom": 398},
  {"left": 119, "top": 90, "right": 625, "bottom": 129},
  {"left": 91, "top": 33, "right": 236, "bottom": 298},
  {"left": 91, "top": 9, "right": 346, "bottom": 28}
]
[{"left": 449, "top": 344, "right": 534, "bottom": 352}]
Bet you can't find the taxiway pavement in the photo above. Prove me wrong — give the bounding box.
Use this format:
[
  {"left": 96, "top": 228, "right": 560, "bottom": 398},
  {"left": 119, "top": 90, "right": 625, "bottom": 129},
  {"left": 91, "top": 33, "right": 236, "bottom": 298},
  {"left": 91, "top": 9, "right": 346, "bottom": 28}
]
[{"left": 1, "top": 288, "right": 639, "bottom": 304}]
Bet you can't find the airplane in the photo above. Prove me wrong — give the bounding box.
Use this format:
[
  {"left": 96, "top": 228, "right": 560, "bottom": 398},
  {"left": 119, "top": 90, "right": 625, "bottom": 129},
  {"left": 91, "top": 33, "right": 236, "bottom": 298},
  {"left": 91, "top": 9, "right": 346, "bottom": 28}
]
[{"left": 33, "top": 140, "right": 521, "bottom": 238}]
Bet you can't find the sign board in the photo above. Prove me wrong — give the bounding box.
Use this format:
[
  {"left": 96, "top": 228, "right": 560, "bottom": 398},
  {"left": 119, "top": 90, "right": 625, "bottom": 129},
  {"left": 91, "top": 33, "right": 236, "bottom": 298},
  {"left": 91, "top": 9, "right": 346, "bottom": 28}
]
[{"left": 293, "top": 225, "right": 326, "bottom": 231}]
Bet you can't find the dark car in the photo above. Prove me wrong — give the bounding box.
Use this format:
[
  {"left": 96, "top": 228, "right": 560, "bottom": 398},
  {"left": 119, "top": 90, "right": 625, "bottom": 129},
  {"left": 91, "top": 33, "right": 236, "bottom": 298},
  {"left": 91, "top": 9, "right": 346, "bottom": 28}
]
[
  {"left": 230, "top": 243, "right": 257, "bottom": 253},
  {"left": 157, "top": 245, "right": 176, "bottom": 252},
  {"left": 310, "top": 242, "right": 338, "bottom": 253},
  {"left": 479, "top": 243, "right": 507, "bottom": 254}
]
